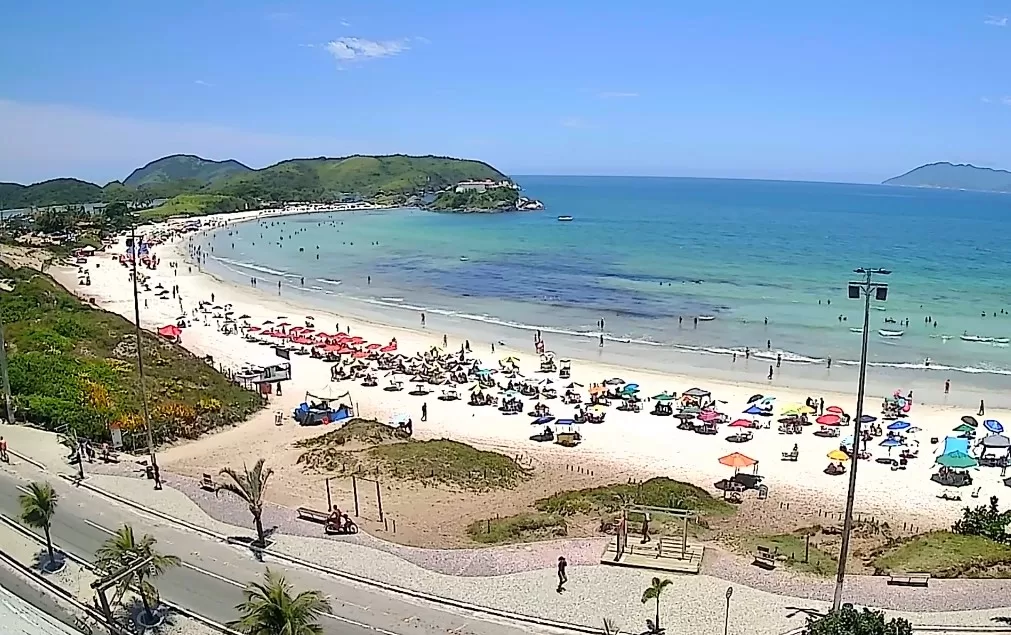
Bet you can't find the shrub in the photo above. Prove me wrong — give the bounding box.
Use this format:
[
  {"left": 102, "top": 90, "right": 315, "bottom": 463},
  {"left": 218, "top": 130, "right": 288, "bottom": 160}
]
[{"left": 953, "top": 496, "right": 1011, "bottom": 544}]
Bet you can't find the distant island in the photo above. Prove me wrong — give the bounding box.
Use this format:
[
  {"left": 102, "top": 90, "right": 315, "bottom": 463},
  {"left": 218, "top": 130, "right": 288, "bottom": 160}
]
[
  {"left": 0, "top": 153, "right": 541, "bottom": 215},
  {"left": 883, "top": 162, "right": 1011, "bottom": 193}
]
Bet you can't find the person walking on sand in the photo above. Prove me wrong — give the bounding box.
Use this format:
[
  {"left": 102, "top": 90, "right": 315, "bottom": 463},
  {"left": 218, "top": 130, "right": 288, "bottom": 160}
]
[
  {"left": 979, "top": 400, "right": 986, "bottom": 417},
  {"left": 641, "top": 511, "right": 651, "bottom": 544},
  {"left": 0, "top": 436, "right": 8, "bottom": 463},
  {"left": 421, "top": 402, "right": 428, "bottom": 422},
  {"left": 944, "top": 379, "right": 950, "bottom": 394},
  {"left": 768, "top": 365, "right": 774, "bottom": 381},
  {"left": 556, "top": 556, "right": 568, "bottom": 593},
  {"left": 443, "top": 334, "right": 448, "bottom": 348}
]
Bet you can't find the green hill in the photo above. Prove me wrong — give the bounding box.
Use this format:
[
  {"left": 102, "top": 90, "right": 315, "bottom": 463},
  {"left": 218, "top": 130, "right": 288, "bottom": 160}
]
[
  {"left": 124, "top": 154, "right": 252, "bottom": 188},
  {"left": 1, "top": 153, "right": 510, "bottom": 209},
  {"left": 884, "top": 162, "right": 1011, "bottom": 192}
]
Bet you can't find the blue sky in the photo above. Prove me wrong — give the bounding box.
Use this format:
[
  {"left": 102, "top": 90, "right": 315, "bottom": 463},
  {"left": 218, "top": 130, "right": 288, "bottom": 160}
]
[{"left": 1, "top": 1, "right": 1009, "bottom": 184}]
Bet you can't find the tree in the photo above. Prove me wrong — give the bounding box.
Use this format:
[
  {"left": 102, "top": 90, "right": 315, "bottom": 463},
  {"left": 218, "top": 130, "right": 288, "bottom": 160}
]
[
  {"left": 602, "top": 618, "right": 623, "bottom": 635},
  {"left": 217, "top": 459, "right": 273, "bottom": 547},
  {"left": 640, "top": 576, "right": 673, "bottom": 633},
  {"left": 953, "top": 496, "right": 1011, "bottom": 544},
  {"left": 231, "top": 568, "right": 330, "bottom": 635},
  {"left": 19, "top": 481, "right": 59, "bottom": 571},
  {"left": 804, "top": 605, "right": 912, "bottom": 635},
  {"left": 94, "top": 524, "right": 180, "bottom": 625}
]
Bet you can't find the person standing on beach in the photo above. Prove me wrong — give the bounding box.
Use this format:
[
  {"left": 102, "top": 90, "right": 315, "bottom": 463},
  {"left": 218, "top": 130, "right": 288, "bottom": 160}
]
[
  {"left": 599, "top": 334, "right": 604, "bottom": 348},
  {"left": 819, "top": 397, "right": 824, "bottom": 415},
  {"left": 443, "top": 334, "right": 448, "bottom": 348},
  {"left": 979, "top": 400, "right": 986, "bottom": 417},
  {"left": 0, "top": 437, "right": 8, "bottom": 463},
  {"left": 768, "top": 366, "right": 774, "bottom": 381},
  {"left": 944, "top": 379, "right": 950, "bottom": 394},
  {"left": 556, "top": 556, "right": 568, "bottom": 593},
  {"left": 776, "top": 354, "right": 782, "bottom": 368},
  {"left": 766, "top": 339, "right": 771, "bottom": 350},
  {"left": 421, "top": 402, "right": 428, "bottom": 422},
  {"left": 827, "top": 357, "right": 832, "bottom": 369},
  {"left": 693, "top": 317, "right": 698, "bottom": 328},
  {"left": 421, "top": 312, "right": 426, "bottom": 327}
]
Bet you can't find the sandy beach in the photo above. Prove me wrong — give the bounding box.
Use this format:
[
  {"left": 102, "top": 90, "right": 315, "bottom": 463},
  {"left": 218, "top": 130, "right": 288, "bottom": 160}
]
[{"left": 48, "top": 207, "right": 1011, "bottom": 539}]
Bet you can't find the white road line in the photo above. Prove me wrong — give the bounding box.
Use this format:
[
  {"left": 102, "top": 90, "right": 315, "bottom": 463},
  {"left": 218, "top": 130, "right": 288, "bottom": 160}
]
[{"left": 82, "top": 518, "right": 399, "bottom": 634}]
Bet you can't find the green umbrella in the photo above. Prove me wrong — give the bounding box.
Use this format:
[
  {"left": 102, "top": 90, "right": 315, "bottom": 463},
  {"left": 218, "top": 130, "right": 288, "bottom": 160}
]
[
  {"left": 935, "top": 451, "right": 978, "bottom": 469},
  {"left": 653, "top": 392, "right": 675, "bottom": 401},
  {"left": 952, "top": 423, "right": 975, "bottom": 433}
]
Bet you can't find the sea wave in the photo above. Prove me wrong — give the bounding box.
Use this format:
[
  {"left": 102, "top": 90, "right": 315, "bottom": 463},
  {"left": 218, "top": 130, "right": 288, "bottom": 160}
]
[
  {"left": 317, "top": 278, "right": 342, "bottom": 287},
  {"left": 210, "top": 256, "right": 300, "bottom": 279}
]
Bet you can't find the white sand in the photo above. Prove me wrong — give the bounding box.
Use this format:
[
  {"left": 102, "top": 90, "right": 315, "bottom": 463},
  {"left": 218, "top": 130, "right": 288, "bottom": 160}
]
[{"left": 52, "top": 208, "right": 1011, "bottom": 529}]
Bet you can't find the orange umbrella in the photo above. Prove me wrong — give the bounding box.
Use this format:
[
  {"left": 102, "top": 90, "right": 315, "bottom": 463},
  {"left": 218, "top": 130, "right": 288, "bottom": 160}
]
[
  {"left": 589, "top": 385, "right": 606, "bottom": 395},
  {"left": 718, "top": 452, "right": 756, "bottom": 469}
]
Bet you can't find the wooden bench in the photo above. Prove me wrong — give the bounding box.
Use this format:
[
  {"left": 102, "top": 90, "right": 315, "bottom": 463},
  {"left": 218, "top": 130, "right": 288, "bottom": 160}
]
[
  {"left": 887, "top": 572, "right": 930, "bottom": 587},
  {"left": 753, "top": 545, "right": 777, "bottom": 569},
  {"left": 296, "top": 507, "right": 330, "bottom": 524},
  {"left": 200, "top": 474, "right": 215, "bottom": 491}
]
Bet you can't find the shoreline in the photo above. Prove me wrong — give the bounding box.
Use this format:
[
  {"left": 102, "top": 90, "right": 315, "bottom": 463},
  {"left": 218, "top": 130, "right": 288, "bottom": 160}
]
[{"left": 44, "top": 207, "right": 1011, "bottom": 532}]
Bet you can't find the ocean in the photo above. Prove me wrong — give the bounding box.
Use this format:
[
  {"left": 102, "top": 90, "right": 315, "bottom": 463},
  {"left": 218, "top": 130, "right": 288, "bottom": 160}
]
[{"left": 196, "top": 176, "right": 1011, "bottom": 405}]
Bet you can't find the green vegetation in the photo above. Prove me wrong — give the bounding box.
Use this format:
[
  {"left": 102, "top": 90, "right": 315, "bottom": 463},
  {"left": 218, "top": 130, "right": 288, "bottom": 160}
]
[
  {"left": 0, "top": 179, "right": 104, "bottom": 208},
  {"left": 534, "top": 477, "right": 735, "bottom": 518},
  {"left": 466, "top": 512, "right": 568, "bottom": 544},
  {"left": 803, "top": 605, "right": 911, "bottom": 635},
  {"left": 871, "top": 531, "right": 1011, "bottom": 577},
  {"left": 18, "top": 481, "right": 59, "bottom": 572},
  {"left": 738, "top": 529, "right": 838, "bottom": 576},
  {"left": 139, "top": 194, "right": 249, "bottom": 221},
  {"left": 429, "top": 186, "right": 519, "bottom": 211},
  {"left": 231, "top": 568, "right": 331, "bottom": 635},
  {"left": 124, "top": 154, "right": 252, "bottom": 188},
  {"left": 297, "top": 431, "right": 530, "bottom": 491},
  {"left": 641, "top": 577, "right": 673, "bottom": 633},
  {"left": 94, "top": 524, "right": 180, "bottom": 626},
  {"left": 0, "top": 264, "right": 262, "bottom": 443},
  {"left": 953, "top": 495, "right": 1011, "bottom": 543},
  {"left": 294, "top": 418, "right": 401, "bottom": 448}
]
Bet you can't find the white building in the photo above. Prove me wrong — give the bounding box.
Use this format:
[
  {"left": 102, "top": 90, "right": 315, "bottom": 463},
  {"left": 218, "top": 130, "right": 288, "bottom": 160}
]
[{"left": 454, "top": 179, "right": 518, "bottom": 193}]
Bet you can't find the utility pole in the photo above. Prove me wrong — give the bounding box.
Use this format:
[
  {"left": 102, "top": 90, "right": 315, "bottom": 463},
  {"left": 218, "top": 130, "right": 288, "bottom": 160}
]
[
  {"left": 832, "top": 267, "right": 890, "bottom": 611},
  {"left": 0, "top": 204, "right": 13, "bottom": 424},
  {"left": 129, "top": 225, "right": 160, "bottom": 488}
]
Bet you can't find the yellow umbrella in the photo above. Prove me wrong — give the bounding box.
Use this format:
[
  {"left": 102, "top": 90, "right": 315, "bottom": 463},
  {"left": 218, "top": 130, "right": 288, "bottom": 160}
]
[
  {"left": 589, "top": 404, "right": 607, "bottom": 413},
  {"left": 783, "top": 404, "right": 814, "bottom": 415},
  {"left": 500, "top": 356, "right": 520, "bottom": 365},
  {"left": 827, "top": 449, "right": 849, "bottom": 461},
  {"left": 469, "top": 384, "right": 483, "bottom": 392}
]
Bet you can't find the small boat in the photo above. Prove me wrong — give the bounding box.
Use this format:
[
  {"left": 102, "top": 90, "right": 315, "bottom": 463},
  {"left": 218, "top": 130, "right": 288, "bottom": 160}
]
[
  {"left": 996, "top": 338, "right": 1010, "bottom": 344},
  {"left": 878, "top": 330, "right": 904, "bottom": 338},
  {"left": 697, "top": 315, "right": 715, "bottom": 322},
  {"left": 850, "top": 327, "right": 863, "bottom": 333},
  {"left": 961, "top": 334, "right": 993, "bottom": 343},
  {"left": 459, "top": 256, "right": 469, "bottom": 262},
  {"left": 557, "top": 215, "right": 574, "bottom": 222}
]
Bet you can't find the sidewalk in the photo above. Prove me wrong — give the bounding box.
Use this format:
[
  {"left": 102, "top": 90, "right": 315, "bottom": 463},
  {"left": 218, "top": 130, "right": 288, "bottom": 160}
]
[{"left": 5, "top": 424, "right": 1011, "bottom": 634}]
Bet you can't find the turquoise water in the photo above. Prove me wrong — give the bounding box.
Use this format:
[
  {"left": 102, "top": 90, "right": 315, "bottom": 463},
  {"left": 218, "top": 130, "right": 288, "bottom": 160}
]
[{"left": 197, "top": 176, "right": 1011, "bottom": 401}]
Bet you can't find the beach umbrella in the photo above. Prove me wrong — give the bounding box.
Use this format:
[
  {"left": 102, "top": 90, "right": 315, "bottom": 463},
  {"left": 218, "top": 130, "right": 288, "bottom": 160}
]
[
  {"left": 337, "top": 347, "right": 354, "bottom": 354},
  {"left": 816, "top": 414, "right": 842, "bottom": 426},
  {"left": 565, "top": 382, "right": 584, "bottom": 389},
  {"left": 887, "top": 421, "right": 911, "bottom": 431},
  {"left": 985, "top": 420, "right": 1004, "bottom": 434},
  {"left": 743, "top": 405, "right": 764, "bottom": 415},
  {"left": 653, "top": 392, "right": 675, "bottom": 402},
  {"left": 936, "top": 451, "right": 978, "bottom": 469},
  {"left": 698, "top": 410, "right": 720, "bottom": 422},
  {"left": 747, "top": 394, "right": 763, "bottom": 403},
  {"left": 353, "top": 351, "right": 369, "bottom": 359},
  {"left": 306, "top": 315, "right": 315, "bottom": 320},
  {"left": 622, "top": 383, "right": 640, "bottom": 393},
  {"left": 277, "top": 316, "right": 288, "bottom": 320},
  {"left": 859, "top": 415, "right": 877, "bottom": 424},
  {"left": 157, "top": 324, "right": 182, "bottom": 337},
  {"left": 277, "top": 322, "right": 290, "bottom": 327},
  {"left": 539, "top": 378, "right": 555, "bottom": 386},
  {"left": 500, "top": 357, "right": 520, "bottom": 365},
  {"left": 348, "top": 336, "right": 365, "bottom": 345},
  {"left": 783, "top": 404, "right": 815, "bottom": 415},
  {"left": 981, "top": 434, "right": 1011, "bottom": 449},
  {"left": 718, "top": 452, "right": 756, "bottom": 470},
  {"left": 827, "top": 449, "right": 850, "bottom": 461},
  {"left": 961, "top": 415, "right": 979, "bottom": 427},
  {"left": 246, "top": 326, "right": 261, "bottom": 332},
  {"left": 380, "top": 344, "right": 397, "bottom": 353},
  {"left": 826, "top": 406, "right": 845, "bottom": 415},
  {"left": 952, "top": 423, "right": 975, "bottom": 434},
  {"left": 879, "top": 438, "right": 904, "bottom": 447},
  {"left": 589, "top": 386, "right": 606, "bottom": 396},
  {"left": 367, "top": 343, "right": 383, "bottom": 350},
  {"left": 605, "top": 378, "right": 625, "bottom": 385},
  {"left": 729, "top": 419, "right": 752, "bottom": 428},
  {"left": 238, "top": 314, "right": 251, "bottom": 320}
]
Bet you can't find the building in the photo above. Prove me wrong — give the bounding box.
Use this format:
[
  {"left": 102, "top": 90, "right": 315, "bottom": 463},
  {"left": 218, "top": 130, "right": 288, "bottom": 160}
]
[{"left": 454, "top": 179, "right": 518, "bottom": 193}]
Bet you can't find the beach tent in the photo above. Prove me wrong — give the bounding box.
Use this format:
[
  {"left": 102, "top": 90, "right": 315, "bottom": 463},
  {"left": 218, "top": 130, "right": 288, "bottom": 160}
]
[
  {"left": 936, "top": 451, "right": 978, "bottom": 469},
  {"left": 980, "top": 434, "right": 1011, "bottom": 449},
  {"left": 941, "top": 436, "right": 971, "bottom": 456}
]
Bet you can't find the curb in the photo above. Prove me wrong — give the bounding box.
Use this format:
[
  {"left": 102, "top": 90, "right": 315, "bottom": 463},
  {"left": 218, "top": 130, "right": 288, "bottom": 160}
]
[
  {"left": 70, "top": 477, "right": 601, "bottom": 634},
  {"left": 9, "top": 449, "right": 47, "bottom": 471}
]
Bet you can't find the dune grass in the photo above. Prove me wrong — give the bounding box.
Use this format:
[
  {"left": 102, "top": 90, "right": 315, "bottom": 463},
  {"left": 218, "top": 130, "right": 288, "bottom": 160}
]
[
  {"left": 872, "top": 531, "right": 1011, "bottom": 578},
  {"left": 139, "top": 194, "right": 246, "bottom": 221},
  {"left": 466, "top": 512, "right": 568, "bottom": 545},
  {"left": 534, "top": 477, "right": 735, "bottom": 518},
  {"left": 737, "top": 530, "right": 838, "bottom": 577}
]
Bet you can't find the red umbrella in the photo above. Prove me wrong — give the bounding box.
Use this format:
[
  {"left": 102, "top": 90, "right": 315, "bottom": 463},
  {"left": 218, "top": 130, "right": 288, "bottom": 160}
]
[
  {"left": 289, "top": 326, "right": 304, "bottom": 332},
  {"left": 816, "top": 414, "right": 842, "bottom": 426},
  {"left": 348, "top": 336, "right": 365, "bottom": 345},
  {"left": 323, "top": 344, "right": 342, "bottom": 352},
  {"left": 315, "top": 332, "right": 330, "bottom": 338},
  {"left": 380, "top": 344, "right": 396, "bottom": 353},
  {"left": 246, "top": 326, "right": 261, "bottom": 332},
  {"left": 366, "top": 343, "right": 382, "bottom": 350},
  {"left": 271, "top": 331, "right": 288, "bottom": 338},
  {"left": 826, "top": 406, "right": 844, "bottom": 414},
  {"left": 157, "top": 324, "right": 182, "bottom": 337},
  {"left": 698, "top": 410, "right": 720, "bottom": 422},
  {"left": 337, "top": 347, "right": 354, "bottom": 355},
  {"left": 729, "top": 419, "right": 751, "bottom": 427},
  {"left": 353, "top": 350, "right": 369, "bottom": 359}
]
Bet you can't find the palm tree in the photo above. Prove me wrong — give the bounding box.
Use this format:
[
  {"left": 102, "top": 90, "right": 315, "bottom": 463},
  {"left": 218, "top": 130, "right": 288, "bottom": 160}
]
[
  {"left": 94, "top": 524, "right": 180, "bottom": 625},
  {"left": 641, "top": 576, "right": 673, "bottom": 633},
  {"left": 217, "top": 459, "right": 273, "bottom": 547},
  {"left": 603, "top": 618, "right": 623, "bottom": 634},
  {"left": 19, "top": 481, "right": 59, "bottom": 571},
  {"left": 231, "top": 568, "right": 330, "bottom": 635}
]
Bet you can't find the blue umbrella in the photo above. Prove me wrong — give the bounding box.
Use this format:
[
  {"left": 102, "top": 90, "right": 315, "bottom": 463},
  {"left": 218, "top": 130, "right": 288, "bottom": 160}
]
[
  {"left": 985, "top": 419, "right": 1004, "bottom": 434},
  {"left": 860, "top": 415, "right": 877, "bottom": 424},
  {"left": 556, "top": 418, "right": 577, "bottom": 426},
  {"left": 880, "top": 437, "right": 904, "bottom": 447},
  {"left": 744, "top": 405, "right": 763, "bottom": 415},
  {"left": 887, "top": 421, "right": 911, "bottom": 431}
]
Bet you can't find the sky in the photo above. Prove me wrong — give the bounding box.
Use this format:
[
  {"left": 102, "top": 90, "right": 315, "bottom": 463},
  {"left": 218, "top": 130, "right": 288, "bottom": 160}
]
[{"left": 1, "top": 0, "right": 1009, "bottom": 185}]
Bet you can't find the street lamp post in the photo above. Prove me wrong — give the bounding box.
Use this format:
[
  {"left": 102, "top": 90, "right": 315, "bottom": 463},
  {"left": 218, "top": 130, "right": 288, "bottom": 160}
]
[
  {"left": 129, "top": 225, "right": 160, "bottom": 489},
  {"left": 0, "top": 205, "right": 14, "bottom": 424},
  {"left": 724, "top": 586, "right": 733, "bottom": 635},
  {"left": 832, "top": 267, "right": 890, "bottom": 611}
]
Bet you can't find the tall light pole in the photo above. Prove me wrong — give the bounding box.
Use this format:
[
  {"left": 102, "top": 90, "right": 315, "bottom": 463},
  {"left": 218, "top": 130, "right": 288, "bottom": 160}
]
[
  {"left": 129, "top": 224, "right": 160, "bottom": 488},
  {"left": 0, "top": 204, "right": 14, "bottom": 424},
  {"left": 832, "top": 267, "right": 890, "bottom": 611}
]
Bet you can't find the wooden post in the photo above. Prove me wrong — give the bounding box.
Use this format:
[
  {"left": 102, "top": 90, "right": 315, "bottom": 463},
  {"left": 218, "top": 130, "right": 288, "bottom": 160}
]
[
  {"left": 352, "top": 475, "right": 359, "bottom": 517},
  {"left": 376, "top": 479, "right": 384, "bottom": 522},
  {"left": 682, "top": 515, "right": 688, "bottom": 559},
  {"left": 805, "top": 533, "right": 810, "bottom": 563},
  {"left": 325, "top": 477, "right": 332, "bottom": 510}
]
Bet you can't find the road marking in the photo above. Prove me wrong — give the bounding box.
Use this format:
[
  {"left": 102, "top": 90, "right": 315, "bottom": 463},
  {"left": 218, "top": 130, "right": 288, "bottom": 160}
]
[{"left": 82, "top": 518, "right": 399, "bottom": 634}]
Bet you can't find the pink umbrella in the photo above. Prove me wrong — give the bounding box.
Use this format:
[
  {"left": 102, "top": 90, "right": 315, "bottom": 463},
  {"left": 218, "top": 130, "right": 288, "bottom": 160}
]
[
  {"left": 366, "top": 343, "right": 383, "bottom": 350},
  {"left": 826, "top": 406, "right": 844, "bottom": 415},
  {"left": 353, "top": 350, "right": 370, "bottom": 359},
  {"left": 816, "top": 414, "right": 842, "bottom": 426},
  {"left": 337, "top": 347, "right": 354, "bottom": 355},
  {"left": 348, "top": 336, "right": 365, "bottom": 345},
  {"left": 380, "top": 344, "right": 396, "bottom": 353},
  {"left": 729, "top": 419, "right": 752, "bottom": 427},
  {"left": 698, "top": 410, "right": 720, "bottom": 422},
  {"left": 271, "top": 331, "right": 288, "bottom": 338}
]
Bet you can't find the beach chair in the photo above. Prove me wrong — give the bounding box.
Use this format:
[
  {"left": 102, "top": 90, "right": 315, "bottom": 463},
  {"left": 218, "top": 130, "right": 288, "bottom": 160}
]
[
  {"left": 753, "top": 545, "right": 777, "bottom": 569},
  {"left": 200, "top": 473, "right": 215, "bottom": 491}
]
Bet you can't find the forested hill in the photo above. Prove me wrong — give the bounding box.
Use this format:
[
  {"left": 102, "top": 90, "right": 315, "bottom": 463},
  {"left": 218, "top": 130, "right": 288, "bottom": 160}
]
[
  {"left": 1, "top": 154, "right": 511, "bottom": 208},
  {"left": 883, "top": 162, "right": 1011, "bottom": 192}
]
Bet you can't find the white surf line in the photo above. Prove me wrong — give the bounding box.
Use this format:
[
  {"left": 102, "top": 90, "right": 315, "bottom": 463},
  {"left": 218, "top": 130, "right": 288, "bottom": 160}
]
[{"left": 82, "top": 518, "right": 399, "bottom": 635}]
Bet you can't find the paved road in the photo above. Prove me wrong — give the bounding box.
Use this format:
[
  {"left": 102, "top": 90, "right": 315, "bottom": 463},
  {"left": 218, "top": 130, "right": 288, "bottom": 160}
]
[{"left": 0, "top": 468, "right": 560, "bottom": 635}]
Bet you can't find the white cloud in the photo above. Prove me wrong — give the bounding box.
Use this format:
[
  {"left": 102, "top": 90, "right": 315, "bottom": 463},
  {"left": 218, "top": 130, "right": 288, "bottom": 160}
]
[
  {"left": 1002, "top": 96, "right": 1011, "bottom": 106},
  {"left": 981, "top": 96, "right": 992, "bottom": 103},
  {"left": 194, "top": 79, "right": 213, "bottom": 87},
  {"left": 598, "top": 91, "right": 639, "bottom": 99},
  {"left": 324, "top": 37, "right": 409, "bottom": 64},
  {"left": 560, "top": 117, "right": 591, "bottom": 129},
  {"left": 0, "top": 99, "right": 357, "bottom": 184},
  {"left": 984, "top": 15, "right": 1008, "bottom": 26},
  {"left": 340, "top": 19, "right": 351, "bottom": 27}
]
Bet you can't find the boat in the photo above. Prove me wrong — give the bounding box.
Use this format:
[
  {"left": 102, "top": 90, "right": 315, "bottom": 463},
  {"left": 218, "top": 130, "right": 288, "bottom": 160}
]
[
  {"left": 961, "top": 334, "right": 994, "bottom": 343},
  {"left": 697, "top": 315, "right": 716, "bottom": 322},
  {"left": 557, "top": 215, "right": 574, "bottom": 222},
  {"left": 850, "top": 327, "right": 863, "bottom": 333},
  {"left": 459, "top": 256, "right": 469, "bottom": 262},
  {"left": 996, "top": 338, "right": 1010, "bottom": 345},
  {"left": 878, "top": 330, "right": 904, "bottom": 338}
]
